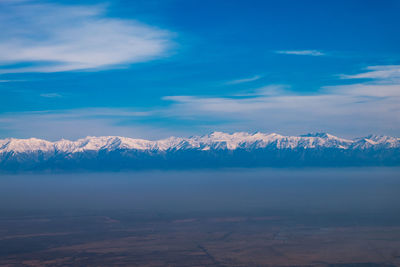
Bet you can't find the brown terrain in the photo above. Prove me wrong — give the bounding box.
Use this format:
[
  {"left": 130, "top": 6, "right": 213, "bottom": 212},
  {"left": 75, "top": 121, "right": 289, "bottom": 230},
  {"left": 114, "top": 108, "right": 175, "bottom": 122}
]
[{"left": 0, "top": 211, "right": 399, "bottom": 267}]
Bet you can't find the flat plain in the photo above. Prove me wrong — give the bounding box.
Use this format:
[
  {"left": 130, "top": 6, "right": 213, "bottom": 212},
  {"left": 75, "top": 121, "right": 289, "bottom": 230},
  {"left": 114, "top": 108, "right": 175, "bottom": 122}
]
[
  {"left": 1, "top": 169, "right": 399, "bottom": 266},
  {"left": 1, "top": 210, "right": 400, "bottom": 267}
]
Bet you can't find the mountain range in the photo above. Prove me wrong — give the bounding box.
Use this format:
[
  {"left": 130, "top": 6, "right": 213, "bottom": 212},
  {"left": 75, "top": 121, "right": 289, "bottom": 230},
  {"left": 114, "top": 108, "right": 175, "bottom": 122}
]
[{"left": 1, "top": 132, "right": 399, "bottom": 171}]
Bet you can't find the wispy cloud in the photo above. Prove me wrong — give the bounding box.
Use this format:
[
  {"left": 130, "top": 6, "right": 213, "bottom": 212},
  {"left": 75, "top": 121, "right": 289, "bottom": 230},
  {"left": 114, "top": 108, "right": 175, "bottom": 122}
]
[
  {"left": 340, "top": 65, "right": 400, "bottom": 81},
  {"left": 2, "top": 66, "right": 400, "bottom": 138},
  {"left": 0, "top": 1, "right": 173, "bottom": 73},
  {"left": 0, "top": 79, "right": 25, "bottom": 83},
  {"left": 0, "top": 108, "right": 174, "bottom": 140},
  {"left": 161, "top": 65, "right": 400, "bottom": 136},
  {"left": 225, "top": 75, "right": 262, "bottom": 85},
  {"left": 234, "top": 85, "right": 289, "bottom": 97},
  {"left": 40, "top": 93, "right": 63, "bottom": 98},
  {"left": 275, "top": 50, "right": 325, "bottom": 56}
]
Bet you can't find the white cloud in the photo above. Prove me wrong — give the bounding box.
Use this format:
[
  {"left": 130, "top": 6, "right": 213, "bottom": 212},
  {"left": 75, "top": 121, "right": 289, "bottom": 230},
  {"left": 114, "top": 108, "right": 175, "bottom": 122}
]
[
  {"left": 275, "top": 50, "right": 325, "bottom": 56},
  {"left": 40, "top": 93, "right": 63, "bottom": 98},
  {"left": 234, "top": 85, "right": 289, "bottom": 96},
  {"left": 0, "top": 80, "right": 25, "bottom": 82},
  {"left": 225, "top": 75, "right": 262, "bottom": 85},
  {"left": 161, "top": 65, "right": 400, "bottom": 137},
  {"left": 2, "top": 66, "right": 400, "bottom": 138},
  {"left": 324, "top": 83, "right": 400, "bottom": 98},
  {"left": 340, "top": 65, "right": 400, "bottom": 81},
  {"left": 0, "top": 1, "right": 173, "bottom": 73},
  {"left": 0, "top": 108, "right": 180, "bottom": 140}
]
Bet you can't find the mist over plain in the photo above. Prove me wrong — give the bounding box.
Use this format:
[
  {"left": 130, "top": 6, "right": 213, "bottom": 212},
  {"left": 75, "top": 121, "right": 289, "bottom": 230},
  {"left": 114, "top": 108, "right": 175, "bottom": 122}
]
[{"left": 1, "top": 168, "right": 399, "bottom": 219}]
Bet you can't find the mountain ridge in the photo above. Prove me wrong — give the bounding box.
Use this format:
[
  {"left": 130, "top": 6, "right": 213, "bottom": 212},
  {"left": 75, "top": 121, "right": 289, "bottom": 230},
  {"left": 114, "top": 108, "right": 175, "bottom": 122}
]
[
  {"left": 1, "top": 132, "right": 399, "bottom": 171},
  {"left": 1, "top": 132, "right": 399, "bottom": 153}
]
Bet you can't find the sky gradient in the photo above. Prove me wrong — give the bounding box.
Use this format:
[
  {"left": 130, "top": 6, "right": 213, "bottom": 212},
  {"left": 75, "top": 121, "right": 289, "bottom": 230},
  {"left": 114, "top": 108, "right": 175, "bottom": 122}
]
[{"left": 0, "top": 0, "right": 399, "bottom": 140}]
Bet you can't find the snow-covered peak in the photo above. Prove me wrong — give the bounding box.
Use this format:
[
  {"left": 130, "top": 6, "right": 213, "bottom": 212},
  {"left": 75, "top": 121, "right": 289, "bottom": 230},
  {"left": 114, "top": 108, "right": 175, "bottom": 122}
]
[
  {"left": 0, "top": 132, "right": 399, "bottom": 154},
  {"left": 352, "top": 135, "right": 400, "bottom": 149},
  {"left": 54, "top": 136, "right": 156, "bottom": 153},
  {"left": 0, "top": 138, "right": 54, "bottom": 153},
  {"left": 302, "top": 132, "right": 337, "bottom": 139}
]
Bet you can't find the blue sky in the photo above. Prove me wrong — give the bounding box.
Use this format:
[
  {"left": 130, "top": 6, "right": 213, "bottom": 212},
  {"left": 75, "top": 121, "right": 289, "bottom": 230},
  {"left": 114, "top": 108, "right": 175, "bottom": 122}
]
[{"left": 0, "top": 0, "right": 399, "bottom": 140}]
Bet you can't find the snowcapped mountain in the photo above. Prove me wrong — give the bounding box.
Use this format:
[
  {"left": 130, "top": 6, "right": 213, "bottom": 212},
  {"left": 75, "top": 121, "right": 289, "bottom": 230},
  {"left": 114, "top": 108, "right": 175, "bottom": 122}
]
[{"left": 1, "top": 132, "right": 399, "bottom": 171}]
